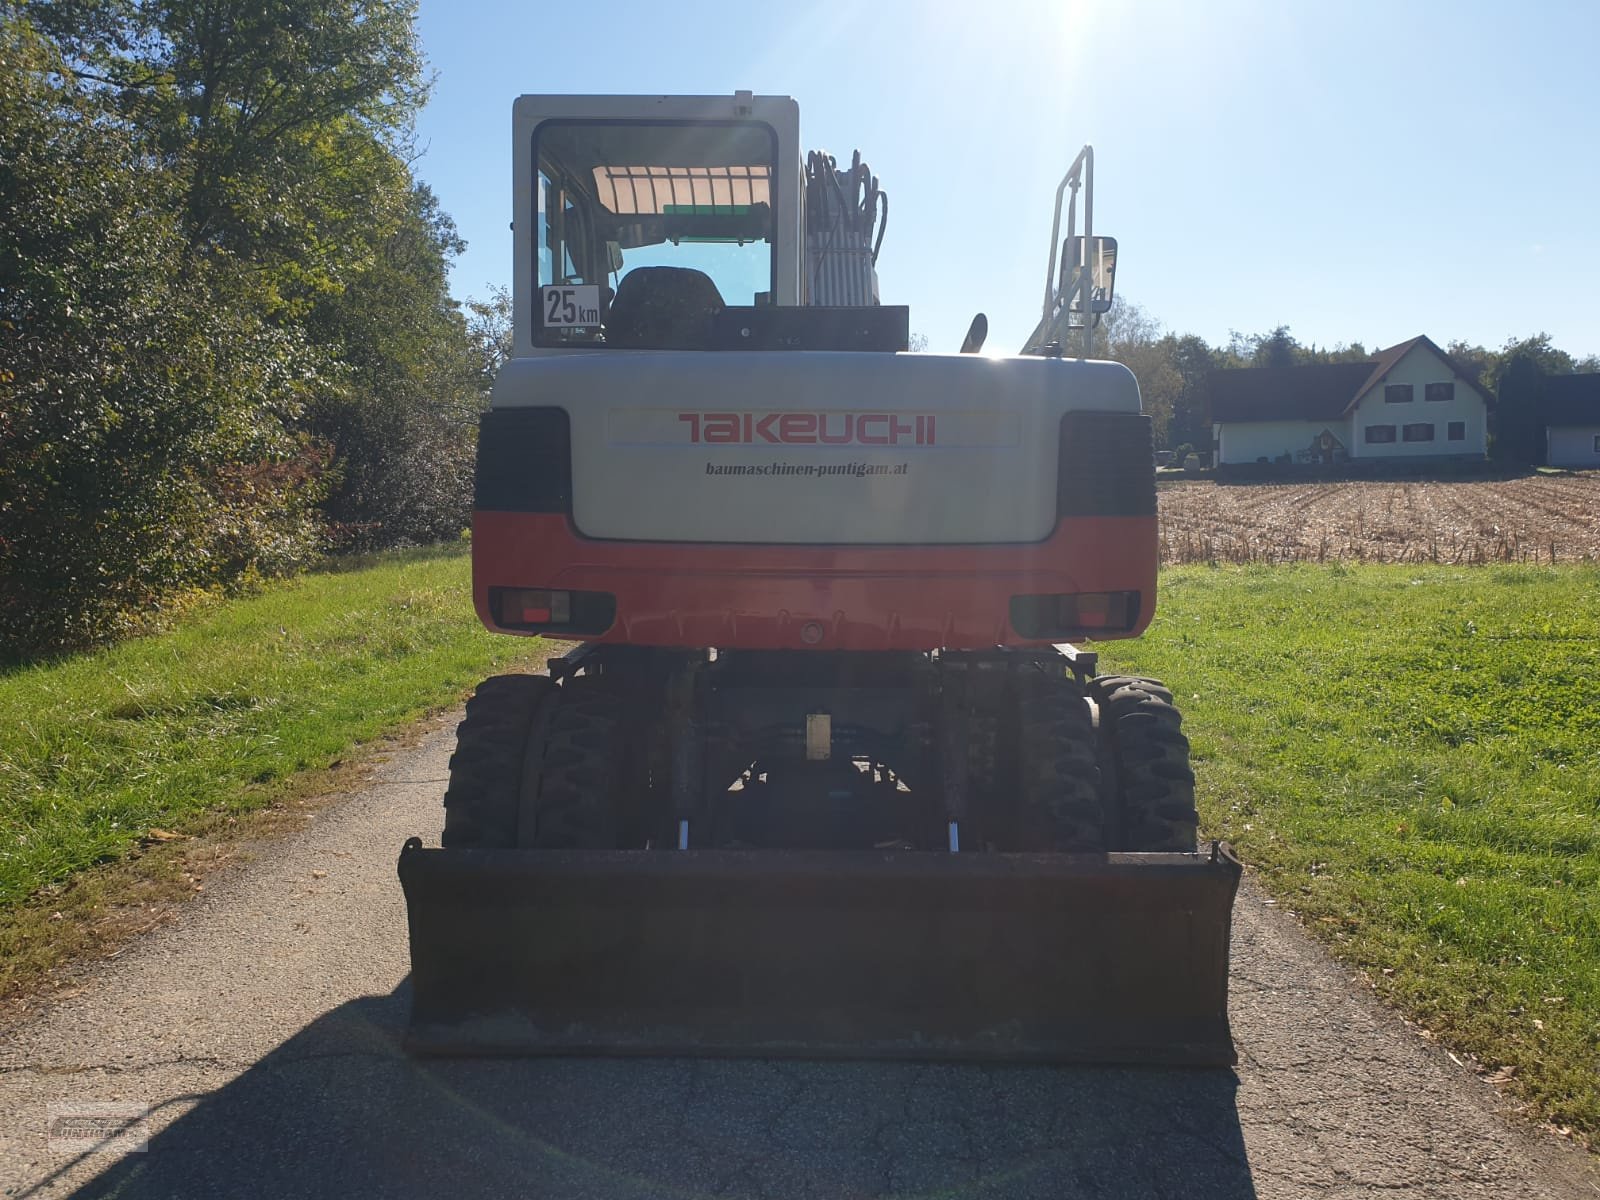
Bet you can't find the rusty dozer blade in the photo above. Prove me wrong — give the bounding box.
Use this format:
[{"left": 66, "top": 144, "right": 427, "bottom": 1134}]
[{"left": 397, "top": 839, "right": 1242, "bottom": 1065}]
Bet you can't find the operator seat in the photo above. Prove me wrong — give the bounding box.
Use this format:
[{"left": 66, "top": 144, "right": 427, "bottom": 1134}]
[{"left": 605, "top": 266, "right": 725, "bottom": 349}]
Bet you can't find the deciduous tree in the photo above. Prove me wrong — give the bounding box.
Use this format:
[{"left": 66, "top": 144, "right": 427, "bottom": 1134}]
[{"left": 1, "top": 19, "right": 324, "bottom": 657}]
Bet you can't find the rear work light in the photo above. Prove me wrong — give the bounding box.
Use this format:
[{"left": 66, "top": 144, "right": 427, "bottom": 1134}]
[
  {"left": 489, "top": 587, "right": 616, "bottom": 635},
  {"left": 1009, "top": 591, "right": 1142, "bottom": 640}
]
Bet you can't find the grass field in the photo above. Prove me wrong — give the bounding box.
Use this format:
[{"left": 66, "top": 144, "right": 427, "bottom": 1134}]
[
  {"left": 1098, "top": 563, "right": 1600, "bottom": 1140},
  {"left": 0, "top": 545, "right": 540, "bottom": 914}
]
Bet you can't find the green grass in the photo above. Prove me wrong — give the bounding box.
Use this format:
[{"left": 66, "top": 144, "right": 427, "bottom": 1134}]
[
  {"left": 0, "top": 544, "right": 540, "bottom": 910},
  {"left": 1099, "top": 563, "right": 1600, "bottom": 1139}
]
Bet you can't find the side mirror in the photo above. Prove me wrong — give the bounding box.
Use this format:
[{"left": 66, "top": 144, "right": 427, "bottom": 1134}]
[{"left": 1058, "top": 235, "right": 1116, "bottom": 314}]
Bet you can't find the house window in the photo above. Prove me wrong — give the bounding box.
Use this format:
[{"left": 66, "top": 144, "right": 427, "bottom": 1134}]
[
  {"left": 1425, "top": 382, "right": 1454, "bottom": 403},
  {"left": 1593, "top": 434, "right": 1600, "bottom": 453},
  {"left": 1385, "top": 384, "right": 1414, "bottom": 404},
  {"left": 1365, "top": 425, "right": 1397, "bottom": 444},
  {"left": 1403, "top": 423, "right": 1435, "bottom": 442},
  {"left": 1447, "top": 421, "right": 1466, "bottom": 441}
]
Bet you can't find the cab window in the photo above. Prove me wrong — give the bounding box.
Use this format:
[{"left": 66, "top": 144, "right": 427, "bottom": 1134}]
[{"left": 533, "top": 120, "right": 777, "bottom": 346}]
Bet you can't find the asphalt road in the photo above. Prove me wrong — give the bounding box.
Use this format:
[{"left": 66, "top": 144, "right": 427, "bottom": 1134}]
[{"left": 2, "top": 716, "right": 1596, "bottom": 1200}]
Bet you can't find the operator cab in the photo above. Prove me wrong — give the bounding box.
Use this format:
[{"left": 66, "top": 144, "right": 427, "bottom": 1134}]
[{"left": 514, "top": 93, "right": 907, "bottom": 354}]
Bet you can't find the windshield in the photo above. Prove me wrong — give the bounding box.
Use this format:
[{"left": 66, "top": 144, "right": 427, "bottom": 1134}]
[{"left": 533, "top": 120, "right": 778, "bottom": 346}]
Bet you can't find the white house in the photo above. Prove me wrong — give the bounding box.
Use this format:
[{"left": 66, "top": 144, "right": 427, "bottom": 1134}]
[
  {"left": 1541, "top": 374, "right": 1600, "bottom": 469},
  {"left": 1210, "top": 336, "right": 1490, "bottom": 467}
]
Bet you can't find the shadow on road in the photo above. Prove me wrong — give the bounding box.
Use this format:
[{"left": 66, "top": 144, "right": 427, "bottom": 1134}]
[{"left": 57, "top": 983, "right": 1256, "bottom": 1199}]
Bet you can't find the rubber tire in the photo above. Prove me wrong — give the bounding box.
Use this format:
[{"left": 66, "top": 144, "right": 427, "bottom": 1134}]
[
  {"left": 1004, "top": 669, "right": 1104, "bottom": 851},
  {"left": 1090, "top": 676, "right": 1199, "bottom": 852},
  {"left": 441, "top": 674, "right": 557, "bottom": 848},
  {"left": 1088, "top": 675, "right": 1174, "bottom": 705},
  {"left": 529, "top": 673, "right": 630, "bottom": 849}
]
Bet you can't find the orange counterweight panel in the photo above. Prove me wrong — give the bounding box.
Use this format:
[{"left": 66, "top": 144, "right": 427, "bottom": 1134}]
[{"left": 472, "top": 511, "right": 1158, "bottom": 652}]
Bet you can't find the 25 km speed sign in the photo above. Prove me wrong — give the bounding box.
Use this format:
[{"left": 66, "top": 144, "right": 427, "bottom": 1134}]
[{"left": 540, "top": 284, "right": 602, "bottom": 328}]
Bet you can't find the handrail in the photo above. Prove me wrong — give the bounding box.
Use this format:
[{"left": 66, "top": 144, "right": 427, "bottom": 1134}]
[{"left": 1023, "top": 145, "right": 1099, "bottom": 358}]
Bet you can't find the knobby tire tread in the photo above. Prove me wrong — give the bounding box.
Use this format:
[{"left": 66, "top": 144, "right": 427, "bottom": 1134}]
[
  {"left": 1091, "top": 675, "right": 1199, "bottom": 852},
  {"left": 441, "top": 674, "right": 557, "bottom": 848},
  {"left": 531, "top": 673, "right": 628, "bottom": 849},
  {"left": 1008, "top": 669, "right": 1104, "bottom": 851}
]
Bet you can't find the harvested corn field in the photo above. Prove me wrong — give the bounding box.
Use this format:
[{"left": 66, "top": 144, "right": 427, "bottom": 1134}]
[{"left": 1159, "top": 473, "right": 1600, "bottom": 564}]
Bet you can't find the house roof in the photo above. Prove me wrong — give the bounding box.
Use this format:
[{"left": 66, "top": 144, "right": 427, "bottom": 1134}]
[
  {"left": 1540, "top": 373, "right": 1600, "bottom": 426},
  {"left": 1209, "top": 361, "right": 1376, "bottom": 422},
  {"left": 1209, "top": 334, "right": 1494, "bottom": 424}
]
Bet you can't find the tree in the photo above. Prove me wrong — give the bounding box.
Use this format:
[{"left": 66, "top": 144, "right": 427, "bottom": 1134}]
[
  {"left": 1446, "top": 340, "right": 1495, "bottom": 388},
  {"left": 4, "top": 2, "right": 471, "bottom": 656},
  {"left": 1094, "top": 299, "right": 1182, "bottom": 446},
  {"left": 1493, "top": 354, "right": 1546, "bottom": 466},
  {"left": 465, "top": 286, "right": 514, "bottom": 394},
  {"left": 1492, "top": 333, "right": 1575, "bottom": 386},
  {"left": 303, "top": 182, "right": 481, "bottom": 551},
  {"left": 1249, "top": 325, "right": 1300, "bottom": 368},
  {"left": 1447, "top": 333, "right": 1574, "bottom": 396},
  {"left": 1161, "top": 333, "right": 1218, "bottom": 452},
  {"left": 25, "top": 0, "right": 429, "bottom": 336},
  {"left": 1486, "top": 334, "right": 1579, "bottom": 466},
  {"left": 1307, "top": 341, "right": 1370, "bottom": 364},
  {"left": 1, "top": 17, "right": 323, "bottom": 658}
]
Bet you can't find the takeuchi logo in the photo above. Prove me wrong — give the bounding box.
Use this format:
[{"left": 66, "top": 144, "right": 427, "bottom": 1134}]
[{"left": 676, "top": 412, "right": 937, "bottom": 446}]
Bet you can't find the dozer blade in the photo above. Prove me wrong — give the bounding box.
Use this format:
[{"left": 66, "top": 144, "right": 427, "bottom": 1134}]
[{"left": 397, "top": 840, "right": 1242, "bottom": 1065}]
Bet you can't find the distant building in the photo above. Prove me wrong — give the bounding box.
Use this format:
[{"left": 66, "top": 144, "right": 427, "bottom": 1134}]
[
  {"left": 1209, "top": 335, "right": 1490, "bottom": 467},
  {"left": 1539, "top": 374, "right": 1600, "bottom": 469}
]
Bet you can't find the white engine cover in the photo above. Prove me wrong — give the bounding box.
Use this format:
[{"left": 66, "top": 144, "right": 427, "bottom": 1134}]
[{"left": 491, "top": 351, "right": 1141, "bottom": 545}]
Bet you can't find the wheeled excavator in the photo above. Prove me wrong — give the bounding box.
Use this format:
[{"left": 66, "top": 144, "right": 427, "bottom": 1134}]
[{"left": 398, "top": 92, "right": 1241, "bottom": 1063}]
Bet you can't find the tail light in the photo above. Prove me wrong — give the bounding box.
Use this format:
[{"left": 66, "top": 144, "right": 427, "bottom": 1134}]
[
  {"left": 489, "top": 587, "right": 616, "bottom": 635},
  {"left": 1009, "top": 591, "right": 1142, "bottom": 639},
  {"left": 498, "top": 588, "right": 571, "bottom": 625}
]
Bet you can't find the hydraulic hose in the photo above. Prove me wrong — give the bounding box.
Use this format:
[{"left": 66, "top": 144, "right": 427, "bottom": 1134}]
[{"left": 805, "top": 148, "right": 887, "bottom": 254}]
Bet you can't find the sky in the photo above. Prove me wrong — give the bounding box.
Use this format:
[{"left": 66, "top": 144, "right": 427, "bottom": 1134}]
[{"left": 412, "top": 0, "right": 1600, "bottom": 358}]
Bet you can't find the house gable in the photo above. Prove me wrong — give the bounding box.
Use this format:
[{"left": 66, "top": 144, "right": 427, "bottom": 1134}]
[
  {"left": 1348, "top": 341, "right": 1487, "bottom": 458},
  {"left": 1344, "top": 335, "right": 1494, "bottom": 413}
]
